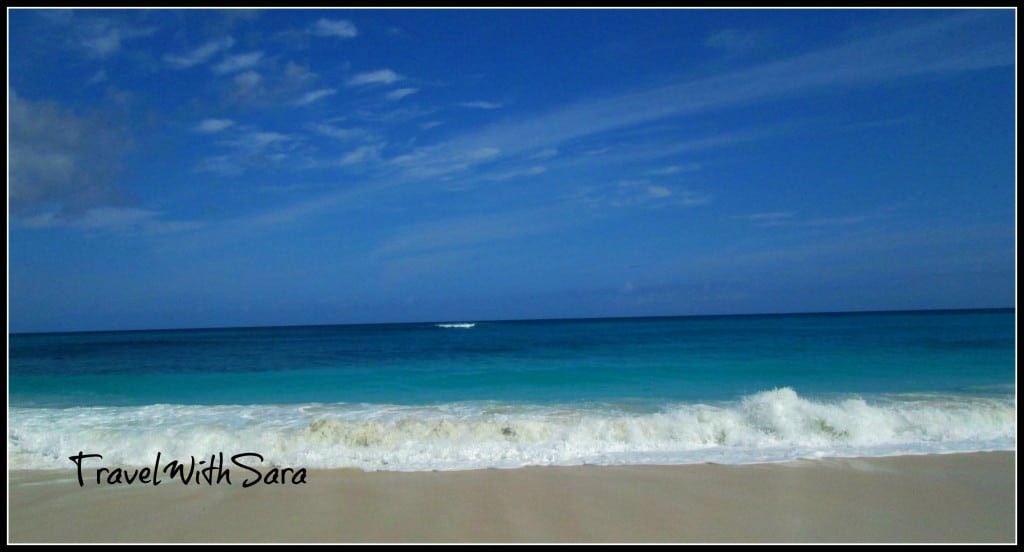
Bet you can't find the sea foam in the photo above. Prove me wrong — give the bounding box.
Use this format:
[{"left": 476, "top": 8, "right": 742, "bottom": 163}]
[{"left": 7, "top": 388, "right": 1015, "bottom": 471}]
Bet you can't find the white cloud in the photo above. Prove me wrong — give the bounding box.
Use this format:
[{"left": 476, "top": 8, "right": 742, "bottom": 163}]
[
  {"left": 312, "top": 18, "right": 358, "bottom": 38},
  {"left": 740, "top": 212, "right": 795, "bottom": 224},
  {"left": 484, "top": 165, "right": 546, "bottom": 182},
  {"left": 307, "top": 122, "right": 363, "bottom": 140},
  {"left": 677, "top": 191, "right": 713, "bottom": 206},
  {"left": 346, "top": 69, "right": 401, "bottom": 86},
  {"left": 390, "top": 146, "right": 501, "bottom": 178},
  {"left": 460, "top": 101, "right": 502, "bottom": 110},
  {"left": 339, "top": 145, "right": 382, "bottom": 166},
  {"left": 386, "top": 87, "right": 419, "bottom": 101},
  {"left": 212, "top": 51, "right": 263, "bottom": 74},
  {"left": 647, "top": 185, "right": 672, "bottom": 198},
  {"left": 195, "top": 118, "right": 235, "bottom": 133},
  {"left": 9, "top": 89, "right": 130, "bottom": 218},
  {"left": 22, "top": 207, "right": 202, "bottom": 235},
  {"left": 350, "top": 105, "right": 437, "bottom": 124},
  {"left": 581, "top": 180, "right": 708, "bottom": 209},
  {"left": 647, "top": 164, "right": 701, "bottom": 176},
  {"left": 82, "top": 31, "right": 120, "bottom": 58},
  {"left": 284, "top": 61, "right": 315, "bottom": 81},
  {"left": 228, "top": 131, "right": 292, "bottom": 151},
  {"left": 233, "top": 70, "right": 262, "bottom": 93},
  {"left": 26, "top": 206, "right": 152, "bottom": 229},
  {"left": 164, "top": 37, "right": 235, "bottom": 69},
  {"left": 294, "top": 88, "right": 337, "bottom": 106},
  {"left": 79, "top": 19, "right": 156, "bottom": 59}
]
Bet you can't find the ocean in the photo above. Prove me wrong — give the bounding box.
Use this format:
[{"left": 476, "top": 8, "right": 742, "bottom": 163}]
[{"left": 7, "top": 309, "right": 1016, "bottom": 471}]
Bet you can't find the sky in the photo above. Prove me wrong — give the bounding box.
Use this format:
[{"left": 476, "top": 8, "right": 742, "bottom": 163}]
[{"left": 7, "top": 8, "right": 1017, "bottom": 333}]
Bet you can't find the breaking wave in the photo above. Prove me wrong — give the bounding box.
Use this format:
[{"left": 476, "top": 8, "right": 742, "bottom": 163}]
[{"left": 8, "top": 388, "right": 1015, "bottom": 471}]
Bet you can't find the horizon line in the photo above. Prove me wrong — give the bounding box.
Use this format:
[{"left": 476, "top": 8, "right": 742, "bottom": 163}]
[{"left": 7, "top": 306, "right": 1014, "bottom": 337}]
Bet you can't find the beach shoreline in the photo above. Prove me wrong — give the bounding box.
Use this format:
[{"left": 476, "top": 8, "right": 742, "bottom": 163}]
[{"left": 8, "top": 451, "right": 1016, "bottom": 543}]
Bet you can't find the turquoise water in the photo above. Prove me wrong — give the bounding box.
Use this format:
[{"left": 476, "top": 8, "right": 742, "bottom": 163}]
[{"left": 7, "top": 310, "right": 1016, "bottom": 470}]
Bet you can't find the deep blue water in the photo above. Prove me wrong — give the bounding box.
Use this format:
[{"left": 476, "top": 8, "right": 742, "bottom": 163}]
[{"left": 9, "top": 310, "right": 1015, "bottom": 407}]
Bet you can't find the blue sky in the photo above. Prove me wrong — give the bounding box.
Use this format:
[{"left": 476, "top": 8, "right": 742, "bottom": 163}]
[{"left": 7, "top": 8, "right": 1016, "bottom": 332}]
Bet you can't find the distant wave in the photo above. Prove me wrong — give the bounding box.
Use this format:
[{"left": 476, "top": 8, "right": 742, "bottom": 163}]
[
  {"left": 7, "top": 388, "right": 1015, "bottom": 472},
  {"left": 436, "top": 323, "right": 476, "bottom": 329}
]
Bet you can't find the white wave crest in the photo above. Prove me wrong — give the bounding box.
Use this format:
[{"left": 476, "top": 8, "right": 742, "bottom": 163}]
[
  {"left": 435, "top": 323, "right": 476, "bottom": 328},
  {"left": 7, "top": 388, "right": 1015, "bottom": 471}
]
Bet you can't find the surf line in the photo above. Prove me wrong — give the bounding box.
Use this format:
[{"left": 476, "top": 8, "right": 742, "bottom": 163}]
[{"left": 68, "top": 451, "right": 307, "bottom": 488}]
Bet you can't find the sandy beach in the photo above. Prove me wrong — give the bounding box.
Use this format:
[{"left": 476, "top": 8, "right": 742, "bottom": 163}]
[{"left": 7, "top": 451, "right": 1015, "bottom": 543}]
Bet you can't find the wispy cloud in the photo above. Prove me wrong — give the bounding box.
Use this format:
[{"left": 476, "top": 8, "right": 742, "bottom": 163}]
[
  {"left": 164, "top": 37, "right": 235, "bottom": 69},
  {"left": 79, "top": 18, "right": 156, "bottom": 59},
  {"left": 580, "top": 180, "right": 711, "bottom": 209},
  {"left": 647, "top": 163, "right": 701, "bottom": 176},
  {"left": 387, "top": 12, "right": 1011, "bottom": 185},
  {"left": 194, "top": 118, "right": 235, "bottom": 133},
  {"left": 23, "top": 207, "right": 153, "bottom": 229},
  {"left": 390, "top": 146, "right": 501, "bottom": 179},
  {"left": 233, "top": 70, "right": 262, "bottom": 94},
  {"left": 460, "top": 101, "right": 502, "bottom": 110},
  {"left": 483, "top": 165, "right": 546, "bottom": 182},
  {"left": 647, "top": 185, "right": 672, "bottom": 198},
  {"left": 350, "top": 105, "right": 438, "bottom": 124},
  {"left": 195, "top": 129, "right": 301, "bottom": 176},
  {"left": 339, "top": 145, "right": 383, "bottom": 166},
  {"left": 307, "top": 122, "right": 363, "bottom": 141},
  {"left": 284, "top": 61, "right": 316, "bottom": 82},
  {"left": 173, "top": 12, "right": 1012, "bottom": 239},
  {"left": 81, "top": 28, "right": 120, "bottom": 58},
  {"left": 312, "top": 18, "right": 358, "bottom": 38},
  {"left": 347, "top": 69, "right": 402, "bottom": 86},
  {"left": 386, "top": 87, "right": 419, "bottom": 101},
  {"left": 212, "top": 51, "right": 263, "bottom": 74},
  {"left": 21, "top": 207, "right": 202, "bottom": 235},
  {"left": 676, "top": 191, "right": 714, "bottom": 206},
  {"left": 293, "top": 88, "right": 337, "bottom": 106},
  {"left": 224, "top": 131, "right": 293, "bottom": 152}
]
